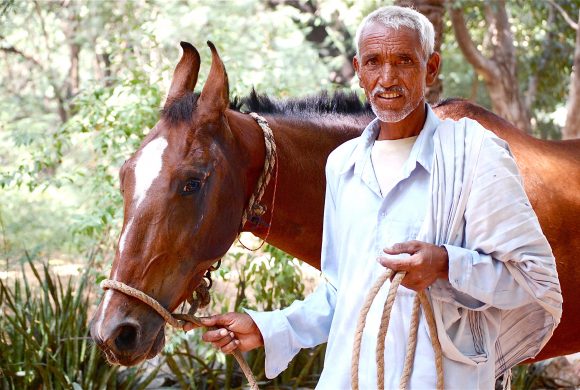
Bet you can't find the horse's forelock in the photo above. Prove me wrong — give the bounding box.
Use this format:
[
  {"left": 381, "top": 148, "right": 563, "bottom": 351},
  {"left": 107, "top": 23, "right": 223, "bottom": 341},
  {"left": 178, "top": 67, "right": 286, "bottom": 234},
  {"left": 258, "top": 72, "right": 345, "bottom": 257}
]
[{"left": 161, "top": 92, "right": 201, "bottom": 125}]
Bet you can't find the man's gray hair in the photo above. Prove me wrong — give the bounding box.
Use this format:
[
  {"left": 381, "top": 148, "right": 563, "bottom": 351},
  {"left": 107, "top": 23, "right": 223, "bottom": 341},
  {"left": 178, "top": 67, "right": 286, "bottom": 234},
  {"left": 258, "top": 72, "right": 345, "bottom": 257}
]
[{"left": 355, "top": 6, "right": 435, "bottom": 60}]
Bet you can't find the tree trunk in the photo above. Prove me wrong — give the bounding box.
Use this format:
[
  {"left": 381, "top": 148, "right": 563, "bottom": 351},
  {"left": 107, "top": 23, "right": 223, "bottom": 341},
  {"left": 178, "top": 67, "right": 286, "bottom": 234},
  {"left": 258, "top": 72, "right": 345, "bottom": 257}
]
[
  {"left": 563, "top": 11, "right": 580, "bottom": 140},
  {"left": 449, "top": 1, "right": 532, "bottom": 133},
  {"left": 395, "top": 0, "right": 445, "bottom": 104}
]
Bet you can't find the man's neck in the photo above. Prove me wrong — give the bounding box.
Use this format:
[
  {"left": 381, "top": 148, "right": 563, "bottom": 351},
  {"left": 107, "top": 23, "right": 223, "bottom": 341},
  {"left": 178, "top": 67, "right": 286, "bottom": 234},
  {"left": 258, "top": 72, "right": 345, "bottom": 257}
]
[{"left": 377, "top": 101, "right": 427, "bottom": 140}]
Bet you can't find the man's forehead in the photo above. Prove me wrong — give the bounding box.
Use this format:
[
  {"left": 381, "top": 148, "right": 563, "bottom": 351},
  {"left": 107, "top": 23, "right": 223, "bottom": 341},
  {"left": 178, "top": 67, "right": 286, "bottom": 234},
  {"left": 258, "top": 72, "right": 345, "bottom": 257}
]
[{"left": 359, "top": 23, "right": 421, "bottom": 51}]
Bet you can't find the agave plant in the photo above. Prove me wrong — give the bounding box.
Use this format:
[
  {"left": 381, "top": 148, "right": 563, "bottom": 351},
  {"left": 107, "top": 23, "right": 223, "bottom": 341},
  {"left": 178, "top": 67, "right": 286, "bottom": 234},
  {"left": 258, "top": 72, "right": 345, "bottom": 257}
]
[{"left": 0, "top": 255, "right": 158, "bottom": 389}]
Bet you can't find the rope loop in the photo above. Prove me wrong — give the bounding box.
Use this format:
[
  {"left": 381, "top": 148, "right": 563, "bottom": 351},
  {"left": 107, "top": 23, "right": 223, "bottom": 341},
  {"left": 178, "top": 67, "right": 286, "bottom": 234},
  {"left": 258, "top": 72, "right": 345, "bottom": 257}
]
[
  {"left": 351, "top": 271, "right": 444, "bottom": 390},
  {"left": 238, "top": 112, "right": 279, "bottom": 251}
]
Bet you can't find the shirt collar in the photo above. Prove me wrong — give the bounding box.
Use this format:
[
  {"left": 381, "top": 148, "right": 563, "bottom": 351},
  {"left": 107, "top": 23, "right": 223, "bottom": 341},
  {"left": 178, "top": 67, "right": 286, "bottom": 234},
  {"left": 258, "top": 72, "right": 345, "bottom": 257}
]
[{"left": 341, "top": 104, "right": 441, "bottom": 176}]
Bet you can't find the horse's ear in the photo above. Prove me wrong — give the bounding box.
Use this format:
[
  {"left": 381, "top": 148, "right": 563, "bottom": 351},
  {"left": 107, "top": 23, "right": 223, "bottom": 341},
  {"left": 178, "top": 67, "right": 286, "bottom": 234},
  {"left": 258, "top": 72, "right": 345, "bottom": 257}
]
[
  {"left": 199, "top": 41, "right": 229, "bottom": 113},
  {"left": 164, "top": 42, "right": 201, "bottom": 109}
]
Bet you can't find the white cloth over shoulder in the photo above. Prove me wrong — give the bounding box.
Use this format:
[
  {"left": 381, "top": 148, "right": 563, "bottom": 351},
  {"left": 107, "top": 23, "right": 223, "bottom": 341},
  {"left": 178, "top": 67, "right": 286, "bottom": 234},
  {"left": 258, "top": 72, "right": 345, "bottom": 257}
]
[{"left": 422, "top": 117, "right": 563, "bottom": 378}]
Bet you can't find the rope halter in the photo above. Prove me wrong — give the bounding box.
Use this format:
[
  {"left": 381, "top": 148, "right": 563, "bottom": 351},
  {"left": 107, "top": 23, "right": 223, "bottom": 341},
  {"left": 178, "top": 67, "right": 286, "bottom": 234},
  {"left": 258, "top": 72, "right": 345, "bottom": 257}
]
[{"left": 98, "top": 112, "right": 275, "bottom": 390}]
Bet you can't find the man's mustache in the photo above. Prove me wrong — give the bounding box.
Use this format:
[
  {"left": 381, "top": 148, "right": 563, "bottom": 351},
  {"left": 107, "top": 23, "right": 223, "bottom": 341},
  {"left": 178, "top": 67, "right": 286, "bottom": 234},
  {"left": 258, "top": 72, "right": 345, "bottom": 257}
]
[{"left": 372, "top": 85, "right": 405, "bottom": 97}]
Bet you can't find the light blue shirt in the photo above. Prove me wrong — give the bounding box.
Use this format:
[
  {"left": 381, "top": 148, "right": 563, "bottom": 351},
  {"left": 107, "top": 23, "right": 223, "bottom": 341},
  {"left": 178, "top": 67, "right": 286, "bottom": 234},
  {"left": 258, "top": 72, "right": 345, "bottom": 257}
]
[{"left": 247, "top": 105, "right": 562, "bottom": 389}]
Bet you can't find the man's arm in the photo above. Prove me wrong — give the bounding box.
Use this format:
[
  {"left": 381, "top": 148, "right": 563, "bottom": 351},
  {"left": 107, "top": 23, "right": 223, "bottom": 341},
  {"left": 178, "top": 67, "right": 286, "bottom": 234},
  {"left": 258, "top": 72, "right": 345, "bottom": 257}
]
[{"left": 378, "top": 135, "right": 561, "bottom": 313}]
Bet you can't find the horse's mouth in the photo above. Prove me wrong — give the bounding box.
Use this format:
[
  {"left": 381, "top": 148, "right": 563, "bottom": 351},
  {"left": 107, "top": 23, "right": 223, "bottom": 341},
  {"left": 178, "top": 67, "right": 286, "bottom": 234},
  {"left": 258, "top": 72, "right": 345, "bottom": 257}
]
[{"left": 97, "top": 327, "right": 166, "bottom": 367}]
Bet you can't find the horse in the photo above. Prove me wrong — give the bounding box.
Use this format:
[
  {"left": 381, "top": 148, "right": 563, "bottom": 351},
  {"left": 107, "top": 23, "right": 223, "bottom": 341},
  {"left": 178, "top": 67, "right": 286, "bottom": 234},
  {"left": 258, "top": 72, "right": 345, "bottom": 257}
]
[{"left": 89, "top": 41, "right": 580, "bottom": 367}]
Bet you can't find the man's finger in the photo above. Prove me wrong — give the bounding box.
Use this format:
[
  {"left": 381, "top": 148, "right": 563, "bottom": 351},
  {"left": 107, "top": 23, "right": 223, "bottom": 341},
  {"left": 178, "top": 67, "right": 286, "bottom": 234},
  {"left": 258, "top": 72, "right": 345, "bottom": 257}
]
[
  {"left": 221, "top": 339, "right": 240, "bottom": 354},
  {"left": 199, "top": 316, "right": 218, "bottom": 327},
  {"left": 202, "top": 327, "right": 229, "bottom": 343},
  {"left": 377, "top": 253, "right": 411, "bottom": 270},
  {"left": 383, "top": 240, "right": 422, "bottom": 255}
]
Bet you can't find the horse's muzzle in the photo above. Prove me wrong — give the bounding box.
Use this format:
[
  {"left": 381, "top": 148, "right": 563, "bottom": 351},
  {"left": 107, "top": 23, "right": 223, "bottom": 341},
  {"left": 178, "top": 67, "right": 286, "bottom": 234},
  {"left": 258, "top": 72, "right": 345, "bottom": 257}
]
[{"left": 89, "top": 291, "right": 166, "bottom": 366}]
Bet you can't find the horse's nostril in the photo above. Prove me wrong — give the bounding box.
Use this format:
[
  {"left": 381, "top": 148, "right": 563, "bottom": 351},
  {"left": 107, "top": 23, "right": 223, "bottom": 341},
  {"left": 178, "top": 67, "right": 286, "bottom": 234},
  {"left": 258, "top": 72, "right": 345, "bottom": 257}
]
[{"left": 114, "top": 324, "right": 139, "bottom": 352}]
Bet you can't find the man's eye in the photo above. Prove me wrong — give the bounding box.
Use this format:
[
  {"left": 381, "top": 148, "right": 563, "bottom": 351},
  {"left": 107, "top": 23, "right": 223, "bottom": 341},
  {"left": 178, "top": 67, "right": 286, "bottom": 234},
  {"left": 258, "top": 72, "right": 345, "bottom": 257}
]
[{"left": 181, "top": 179, "right": 201, "bottom": 195}]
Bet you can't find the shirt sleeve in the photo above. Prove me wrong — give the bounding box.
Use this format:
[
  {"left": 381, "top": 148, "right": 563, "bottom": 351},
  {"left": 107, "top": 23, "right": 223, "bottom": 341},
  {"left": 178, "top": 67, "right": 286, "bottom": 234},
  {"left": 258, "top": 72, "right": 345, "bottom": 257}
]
[
  {"left": 443, "top": 244, "right": 535, "bottom": 310},
  {"left": 245, "top": 282, "right": 336, "bottom": 378},
  {"left": 444, "top": 135, "right": 561, "bottom": 317},
  {"left": 244, "top": 160, "right": 341, "bottom": 379}
]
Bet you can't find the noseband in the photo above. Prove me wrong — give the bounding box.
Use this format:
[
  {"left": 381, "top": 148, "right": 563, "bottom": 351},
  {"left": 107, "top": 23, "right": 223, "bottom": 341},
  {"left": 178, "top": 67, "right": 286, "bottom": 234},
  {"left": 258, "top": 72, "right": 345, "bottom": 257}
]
[{"left": 100, "top": 112, "right": 275, "bottom": 389}]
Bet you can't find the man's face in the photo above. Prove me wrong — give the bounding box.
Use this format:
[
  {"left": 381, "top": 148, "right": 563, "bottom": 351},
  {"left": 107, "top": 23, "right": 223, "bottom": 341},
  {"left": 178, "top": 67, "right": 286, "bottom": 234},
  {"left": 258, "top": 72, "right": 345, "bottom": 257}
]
[{"left": 354, "top": 23, "right": 432, "bottom": 123}]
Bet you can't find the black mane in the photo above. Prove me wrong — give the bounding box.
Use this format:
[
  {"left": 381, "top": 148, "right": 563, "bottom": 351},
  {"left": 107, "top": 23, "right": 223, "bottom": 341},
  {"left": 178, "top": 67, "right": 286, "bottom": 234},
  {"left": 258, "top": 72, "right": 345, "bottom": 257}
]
[
  {"left": 236, "top": 89, "right": 371, "bottom": 116},
  {"left": 162, "top": 89, "right": 372, "bottom": 124}
]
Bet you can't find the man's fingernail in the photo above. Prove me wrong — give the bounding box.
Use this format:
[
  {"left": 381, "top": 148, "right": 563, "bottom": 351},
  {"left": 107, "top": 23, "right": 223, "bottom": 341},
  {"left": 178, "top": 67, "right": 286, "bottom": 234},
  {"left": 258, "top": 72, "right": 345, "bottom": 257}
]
[{"left": 219, "top": 329, "right": 228, "bottom": 336}]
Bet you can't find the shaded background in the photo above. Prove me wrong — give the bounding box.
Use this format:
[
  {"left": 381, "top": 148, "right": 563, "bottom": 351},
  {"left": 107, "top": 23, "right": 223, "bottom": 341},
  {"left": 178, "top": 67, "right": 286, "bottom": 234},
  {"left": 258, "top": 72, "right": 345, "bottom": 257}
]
[{"left": 1, "top": 0, "right": 579, "bottom": 388}]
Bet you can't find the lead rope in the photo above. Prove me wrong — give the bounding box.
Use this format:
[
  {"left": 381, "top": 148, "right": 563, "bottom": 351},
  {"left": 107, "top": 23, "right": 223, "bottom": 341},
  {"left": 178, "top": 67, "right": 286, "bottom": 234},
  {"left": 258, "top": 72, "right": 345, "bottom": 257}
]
[
  {"left": 351, "top": 270, "right": 444, "bottom": 390},
  {"left": 101, "top": 279, "right": 259, "bottom": 390}
]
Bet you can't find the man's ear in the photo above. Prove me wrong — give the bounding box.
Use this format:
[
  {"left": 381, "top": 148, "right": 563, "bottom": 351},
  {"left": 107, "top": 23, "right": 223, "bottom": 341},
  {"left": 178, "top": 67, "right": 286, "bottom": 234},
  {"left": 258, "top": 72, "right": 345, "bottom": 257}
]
[
  {"left": 426, "top": 52, "right": 441, "bottom": 86},
  {"left": 353, "top": 56, "right": 362, "bottom": 88}
]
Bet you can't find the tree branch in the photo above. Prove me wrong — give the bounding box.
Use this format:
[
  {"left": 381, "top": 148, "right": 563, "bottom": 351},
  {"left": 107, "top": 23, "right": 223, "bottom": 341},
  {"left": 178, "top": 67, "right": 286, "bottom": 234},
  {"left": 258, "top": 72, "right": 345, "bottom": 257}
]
[
  {"left": 487, "top": 0, "right": 515, "bottom": 55},
  {"left": 546, "top": 0, "right": 578, "bottom": 30},
  {"left": 0, "top": 45, "right": 42, "bottom": 67},
  {"left": 448, "top": 5, "right": 498, "bottom": 80}
]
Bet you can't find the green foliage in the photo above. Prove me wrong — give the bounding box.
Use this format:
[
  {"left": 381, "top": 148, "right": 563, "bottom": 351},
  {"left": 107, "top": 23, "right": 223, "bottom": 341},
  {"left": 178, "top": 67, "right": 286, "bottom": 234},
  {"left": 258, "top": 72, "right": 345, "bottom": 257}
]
[
  {"left": 442, "top": 0, "right": 578, "bottom": 138},
  {"left": 0, "top": 257, "right": 159, "bottom": 389},
  {"left": 0, "top": 0, "right": 576, "bottom": 387}
]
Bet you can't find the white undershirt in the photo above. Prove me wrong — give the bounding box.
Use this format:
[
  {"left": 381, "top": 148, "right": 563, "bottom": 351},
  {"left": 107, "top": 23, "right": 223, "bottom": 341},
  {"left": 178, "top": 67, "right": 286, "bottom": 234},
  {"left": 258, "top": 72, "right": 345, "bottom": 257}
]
[{"left": 371, "top": 136, "right": 418, "bottom": 196}]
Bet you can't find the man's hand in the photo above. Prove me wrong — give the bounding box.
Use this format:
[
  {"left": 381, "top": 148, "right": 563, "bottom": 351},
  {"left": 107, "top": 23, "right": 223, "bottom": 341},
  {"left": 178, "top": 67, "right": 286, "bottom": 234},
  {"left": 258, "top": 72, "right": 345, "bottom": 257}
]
[
  {"left": 377, "top": 240, "right": 449, "bottom": 291},
  {"left": 183, "top": 313, "right": 264, "bottom": 354}
]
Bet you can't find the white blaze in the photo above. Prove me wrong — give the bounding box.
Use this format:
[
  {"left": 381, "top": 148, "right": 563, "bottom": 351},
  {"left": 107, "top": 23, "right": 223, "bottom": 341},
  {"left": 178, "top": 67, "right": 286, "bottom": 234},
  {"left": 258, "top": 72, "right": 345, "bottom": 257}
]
[
  {"left": 133, "top": 137, "right": 168, "bottom": 209},
  {"left": 97, "top": 137, "right": 169, "bottom": 335},
  {"left": 118, "top": 218, "right": 133, "bottom": 255},
  {"left": 116, "top": 136, "right": 167, "bottom": 258}
]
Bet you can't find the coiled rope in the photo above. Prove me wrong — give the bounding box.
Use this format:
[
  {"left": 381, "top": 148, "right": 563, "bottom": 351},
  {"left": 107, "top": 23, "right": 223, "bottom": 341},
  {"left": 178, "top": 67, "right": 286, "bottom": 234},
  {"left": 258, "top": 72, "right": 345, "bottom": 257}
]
[{"left": 351, "top": 270, "right": 444, "bottom": 390}]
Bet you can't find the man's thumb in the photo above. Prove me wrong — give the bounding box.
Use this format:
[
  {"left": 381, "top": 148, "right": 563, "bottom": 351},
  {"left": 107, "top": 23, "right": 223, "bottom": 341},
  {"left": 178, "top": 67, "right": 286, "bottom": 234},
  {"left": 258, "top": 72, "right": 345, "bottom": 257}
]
[
  {"left": 383, "top": 241, "right": 417, "bottom": 255},
  {"left": 200, "top": 316, "right": 218, "bottom": 326}
]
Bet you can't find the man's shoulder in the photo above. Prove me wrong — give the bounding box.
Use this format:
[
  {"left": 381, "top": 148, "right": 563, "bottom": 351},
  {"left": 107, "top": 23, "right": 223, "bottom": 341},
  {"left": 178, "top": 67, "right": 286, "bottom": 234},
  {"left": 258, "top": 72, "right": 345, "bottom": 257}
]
[
  {"left": 435, "top": 117, "right": 509, "bottom": 151},
  {"left": 326, "top": 136, "right": 361, "bottom": 174}
]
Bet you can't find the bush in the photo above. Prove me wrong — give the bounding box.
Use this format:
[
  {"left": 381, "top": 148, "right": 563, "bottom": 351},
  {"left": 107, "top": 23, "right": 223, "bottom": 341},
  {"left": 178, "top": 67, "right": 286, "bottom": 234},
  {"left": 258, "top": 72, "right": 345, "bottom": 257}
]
[{"left": 0, "top": 256, "right": 158, "bottom": 389}]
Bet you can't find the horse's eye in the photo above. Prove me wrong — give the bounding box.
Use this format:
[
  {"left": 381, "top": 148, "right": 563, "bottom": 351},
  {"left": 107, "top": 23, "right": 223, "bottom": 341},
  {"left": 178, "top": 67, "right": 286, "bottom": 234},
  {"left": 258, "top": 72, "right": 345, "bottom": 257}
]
[{"left": 181, "top": 179, "right": 201, "bottom": 195}]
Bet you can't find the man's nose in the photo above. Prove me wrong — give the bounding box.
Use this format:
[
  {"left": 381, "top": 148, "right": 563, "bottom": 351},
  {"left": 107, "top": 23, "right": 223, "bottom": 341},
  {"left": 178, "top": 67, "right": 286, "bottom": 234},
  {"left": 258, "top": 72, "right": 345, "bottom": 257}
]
[{"left": 379, "top": 63, "right": 399, "bottom": 85}]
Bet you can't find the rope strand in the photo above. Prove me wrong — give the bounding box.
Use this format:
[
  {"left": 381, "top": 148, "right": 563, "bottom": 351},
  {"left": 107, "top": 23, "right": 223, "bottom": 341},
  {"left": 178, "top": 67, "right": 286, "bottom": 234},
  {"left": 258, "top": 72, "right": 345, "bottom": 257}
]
[{"left": 351, "top": 271, "right": 444, "bottom": 390}]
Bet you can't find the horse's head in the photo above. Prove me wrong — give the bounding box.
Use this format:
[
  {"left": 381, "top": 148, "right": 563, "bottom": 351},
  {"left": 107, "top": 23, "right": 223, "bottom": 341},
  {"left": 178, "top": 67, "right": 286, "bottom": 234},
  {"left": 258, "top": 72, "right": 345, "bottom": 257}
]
[{"left": 90, "top": 42, "right": 256, "bottom": 365}]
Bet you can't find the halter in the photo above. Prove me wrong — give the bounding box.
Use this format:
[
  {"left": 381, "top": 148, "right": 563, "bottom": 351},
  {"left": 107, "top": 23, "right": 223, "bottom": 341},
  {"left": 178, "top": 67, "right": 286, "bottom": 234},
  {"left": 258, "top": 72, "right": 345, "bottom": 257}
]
[
  {"left": 238, "top": 112, "right": 278, "bottom": 250},
  {"left": 100, "top": 112, "right": 276, "bottom": 390}
]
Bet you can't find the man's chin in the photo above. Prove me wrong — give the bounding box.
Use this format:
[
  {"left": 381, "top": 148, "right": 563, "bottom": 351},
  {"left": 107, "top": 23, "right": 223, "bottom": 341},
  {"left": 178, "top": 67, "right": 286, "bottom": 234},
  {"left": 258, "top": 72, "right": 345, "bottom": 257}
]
[{"left": 370, "top": 99, "right": 421, "bottom": 124}]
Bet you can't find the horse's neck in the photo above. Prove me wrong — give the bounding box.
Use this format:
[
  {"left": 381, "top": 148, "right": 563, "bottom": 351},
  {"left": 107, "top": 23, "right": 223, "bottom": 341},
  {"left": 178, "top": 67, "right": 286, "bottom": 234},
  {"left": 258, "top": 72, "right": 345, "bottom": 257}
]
[{"left": 229, "top": 110, "right": 369, "bottom": 269}]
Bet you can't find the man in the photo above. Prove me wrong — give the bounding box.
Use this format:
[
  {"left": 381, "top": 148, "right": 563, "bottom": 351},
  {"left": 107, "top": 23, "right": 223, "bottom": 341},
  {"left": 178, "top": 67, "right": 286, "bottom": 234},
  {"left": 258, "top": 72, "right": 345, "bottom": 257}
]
[{"left": 185, "top": 6, "right": 562, "bottom": 388}]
